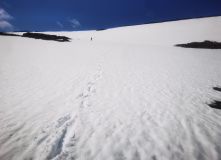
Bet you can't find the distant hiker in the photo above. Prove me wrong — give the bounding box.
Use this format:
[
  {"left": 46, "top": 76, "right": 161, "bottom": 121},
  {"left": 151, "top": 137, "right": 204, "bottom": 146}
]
[{"left": 91, "top": 37, "right": 92, "bottom": 41}]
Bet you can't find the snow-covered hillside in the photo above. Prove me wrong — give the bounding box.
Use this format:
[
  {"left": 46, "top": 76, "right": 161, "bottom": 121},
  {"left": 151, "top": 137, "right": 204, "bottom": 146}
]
[{"left": 0, "top": 16, "right": 221, "bottom": 160}]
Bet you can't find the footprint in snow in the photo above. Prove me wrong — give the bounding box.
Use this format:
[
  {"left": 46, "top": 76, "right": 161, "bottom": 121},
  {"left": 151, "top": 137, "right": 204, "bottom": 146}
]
[
  {"left": 80, "top": 100, "right": 90, "bottom": 108},
  {"left": 56, "top": 115, "right": 71, "bottom": 128}
]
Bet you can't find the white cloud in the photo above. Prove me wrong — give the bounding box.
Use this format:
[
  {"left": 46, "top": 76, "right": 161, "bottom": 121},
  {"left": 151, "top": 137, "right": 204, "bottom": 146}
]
[
  {"left": 57, "top": 21, "right": 63, "bottom": 28},
  {"left": 0, "top": 8, "right": 13, "bottom": 31},
  {"left": 69, "top": 19, "right": 81, "bottom": 28},
  {"left": 0, "top": 20, "right": 13, "bottom": 30},
  {"left": 0, "top": 8, "right": 12, "bottom": 20}
]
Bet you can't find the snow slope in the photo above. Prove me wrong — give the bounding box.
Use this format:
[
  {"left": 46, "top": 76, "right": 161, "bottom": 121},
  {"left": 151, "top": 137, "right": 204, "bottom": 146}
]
[{"left": 0, "top": 16, "right": 221, "bottom": 160}]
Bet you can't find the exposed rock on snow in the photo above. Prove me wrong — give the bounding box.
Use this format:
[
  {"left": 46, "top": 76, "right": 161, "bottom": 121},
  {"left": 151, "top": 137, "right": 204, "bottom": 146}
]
[
  {"left": 22, "top": 32, "right": 71, "bottom": 42},
  {"left": 208, "top": 87, "right": 221, "bottom": 110},
  {"left": 209, "top": 100, "right": 221, "bottom": 110},
  {"left": 0, "top": 32, "right": 71, "bottom": 42},
  {"left": 213, "top": 87, "right": 221, "bottom": 92},
  {"left": 0, "top": 32, "right": 20, "bottom": 36},
  {"left": 175, "top": 40, "right": 221, "bottom": 49}
]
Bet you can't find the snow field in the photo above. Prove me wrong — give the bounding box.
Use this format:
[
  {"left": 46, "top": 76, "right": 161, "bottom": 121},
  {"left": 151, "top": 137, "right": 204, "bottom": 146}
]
[{"left": 0, "top": 16, "right": 221, "bottom": 160}]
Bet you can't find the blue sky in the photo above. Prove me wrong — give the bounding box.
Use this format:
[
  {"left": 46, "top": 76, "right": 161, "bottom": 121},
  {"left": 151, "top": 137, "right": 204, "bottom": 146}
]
[{"left": 0, "top": 0, "right": 221, "bottom": 31}]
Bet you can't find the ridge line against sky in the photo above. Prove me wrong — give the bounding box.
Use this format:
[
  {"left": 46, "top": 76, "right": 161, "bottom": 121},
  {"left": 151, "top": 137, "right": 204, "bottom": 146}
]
[{"left": 0, "top": 0, "right": 221, "bottom": 32}]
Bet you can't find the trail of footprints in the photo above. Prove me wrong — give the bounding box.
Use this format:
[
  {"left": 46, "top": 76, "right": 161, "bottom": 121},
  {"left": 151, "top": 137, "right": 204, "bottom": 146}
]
[
  {"left": 33, "top": 55, "right": 106, "bottom": 160},
  {"left": 78, "top": 70, "right": 103, "bottom": 108}
]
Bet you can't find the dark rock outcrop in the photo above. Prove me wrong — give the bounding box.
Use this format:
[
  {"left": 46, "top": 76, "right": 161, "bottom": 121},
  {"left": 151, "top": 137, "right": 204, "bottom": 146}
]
[
  {"left": 208, "top": 87, "right": 221, "bottom": 110},
  {"left": 0, "top": 32, "right": 20, "bottom": 37},
  {"left": 96, "top": 29, "right": 106, "bottom": 31},
  {"left": 213, "top": 87, "right": 221, "bottom": 92},
  {"left": 22, "top": 32, "right": 71, "bottom": 42},
  {"left": 175, "top": 40, "right": 221, "bottom": 49},
  {"left": 209, "top": 100, "right": 221, "bottom": 110}
]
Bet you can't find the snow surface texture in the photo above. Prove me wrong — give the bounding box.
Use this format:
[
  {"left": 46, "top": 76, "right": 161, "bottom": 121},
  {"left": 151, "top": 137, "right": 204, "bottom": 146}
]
[{"left": 0, "top": 17, "right": 221, "bottom": 160}]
